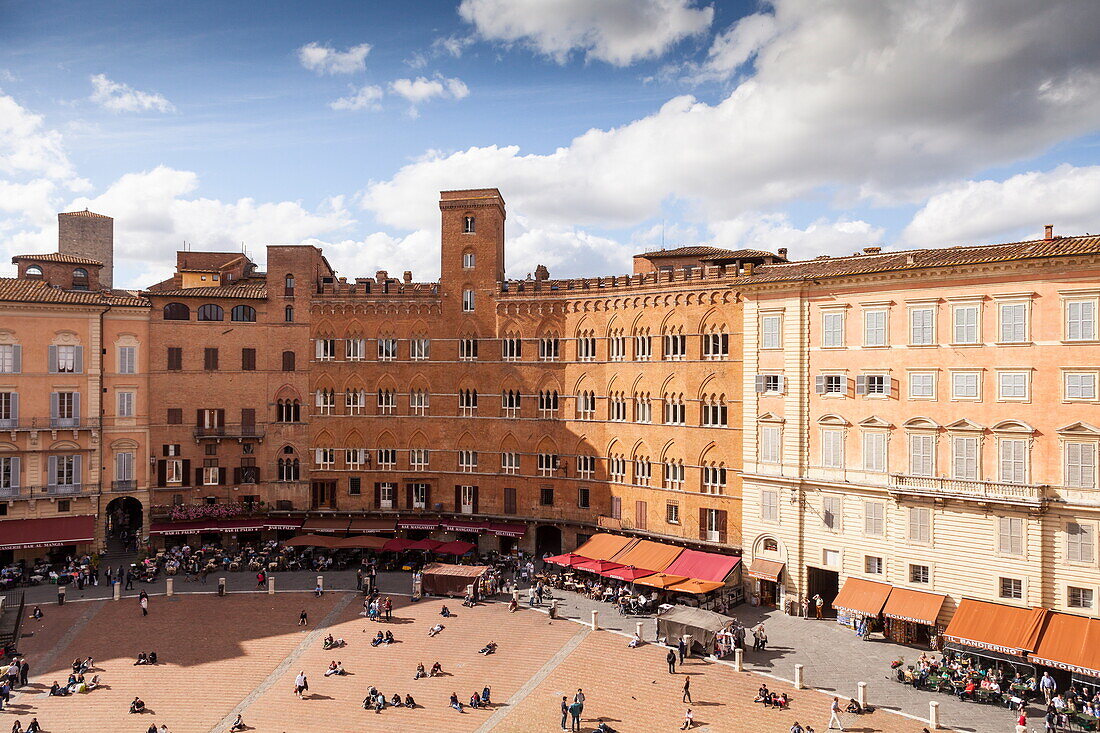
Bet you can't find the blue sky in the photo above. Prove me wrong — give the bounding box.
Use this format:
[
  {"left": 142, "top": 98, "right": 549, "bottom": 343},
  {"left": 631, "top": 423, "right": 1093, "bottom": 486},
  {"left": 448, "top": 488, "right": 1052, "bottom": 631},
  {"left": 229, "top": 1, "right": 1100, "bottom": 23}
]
[{"left": 2, "top": 0, "right": 1100, "bottom": 287}]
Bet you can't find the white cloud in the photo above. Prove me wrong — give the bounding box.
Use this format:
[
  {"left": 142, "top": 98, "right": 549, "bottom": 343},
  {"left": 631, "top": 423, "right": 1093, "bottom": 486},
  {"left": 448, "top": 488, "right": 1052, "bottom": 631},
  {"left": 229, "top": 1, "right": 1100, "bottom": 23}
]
[
  {"left": 88, "top": 74, "right": 175, "bottom": 113},
  {"left": 902, "top": 164, "right": 1100, "bottom": 248},
  {"left": 687, "top": 12, "right": 778, "bottom": 82},
  {"left": 458, "top": 0, "right": 713, "bottom": 66},
  {"left": 389, "top": 76, "right": 470, "bottom": 115},
  {"left": 330, "top": 84, "right": 384, "bottom": 111},
  {"left": 0, "top": 92, "right": 80, "bottom": 181},
  {"left": 0, "top": 70, "right": 16, "bottom": 83},
  {"left": 432, "top": 34, "right": 475, "bottom": 59},
  {"left": 710, "top": 213, "right": 885, "bottom": 260},
  {"left": 297, "top": 42, "right": 372, "bottom": 75},
  {"left": 362, "top": 1, "right": 1100, "bottom": 241}
]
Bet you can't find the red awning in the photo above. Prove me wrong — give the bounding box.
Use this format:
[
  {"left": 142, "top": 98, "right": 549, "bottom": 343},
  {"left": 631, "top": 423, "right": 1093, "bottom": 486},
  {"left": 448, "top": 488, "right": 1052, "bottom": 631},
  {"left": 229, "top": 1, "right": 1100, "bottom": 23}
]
[
  {"left": 397, "top": 519, "right": 440, "bottom": 531},
  {"left": 0, "top": 515, "right": 96, "bottom": 550},
  {"left": 441, "top": 518, "right": 487, "bottom": 532},
  {"left": 545, "top": 553, "right": 590, "bottom": 568},
  {"left": 435, "top": 540, "right": 477, "bottom": 555},
  {"left": 283, "top": 534, "right": 342, "bottom": 549},
  {"left": 603, "top": 565, "right": 655, "bottom": 582},
  {"left": 575, "top": 559, "right": 624, "bottom": 574},
  {"left": 382, "top": 538, "right": 415, "bottom": 552},
  {"left": 406, "top": 538, "right": 444, "bottom": 551},
  {"left": 487, "top": 522, "right": 527, "bottom": 538},
  {"left": 149, "top": 520, "right": 224, "bottom": 536},
  {"left": 332, "top": 535, "right": 389, "bottom": 550},
  {"left": 265, "top": 518, "right": 303, "bottom": 531},
  {"left": 301, "top": 517, "right": 350, "bottom": 533},
  {"left": 663, "top": 549, "right": 741, "bottom": 583},
  {"left": 347, "top": 518, "right": 396, "bottom": 533}
]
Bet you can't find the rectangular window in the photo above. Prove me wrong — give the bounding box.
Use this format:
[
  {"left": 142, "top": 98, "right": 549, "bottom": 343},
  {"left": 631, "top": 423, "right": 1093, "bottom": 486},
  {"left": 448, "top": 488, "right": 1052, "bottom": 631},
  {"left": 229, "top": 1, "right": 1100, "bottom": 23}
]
[
  {"left": 52, "top": 391, "right": 79, "bottom": 428},
  {"left": 410, "top": 483, "right": 427, "bottom": 509},
  {"left": 701, "top": 466, "right": 726, "bottom": 494},
  {"left": 822, "top": 311, "right": 844, "bottom": 347},
  {"left": 634, "top": 334, "right": 652, "bottom": 360},
  {"left": 909, "top": 564, "right": 930, "bottom": 584},
  {"left": 459, "top": 450, "right": 478, "bottom": 473},
  {"left": 53, "top": 345, "right": 80, "bottom": 373},
  {"left": 702, "top": 332, "right": 728, "bottom": 359},
  {"left": 118, "top": 346, "right": 136, "bottom": 374},
  {"left": 998, "top": 438, "right": 1027, "bottom": 484},
  {"left": 820, "top": 430, "right": 844, "bottom": 468},
  {"left": 1066, "top": 442, "right": 1098, "bottom": 489},
  {"left": 862, "top": 432, "right": 887, "bottom": 472},
  {"left": 822, "top": 495, "right": 842, "bottom": 530},
  {"left": 462, "top": 289, "right": 475, "bottom": 312},
  {"left": 316, "top": 338, "right": 336, "bottom": 361},
  {"left": 117, "top": 391, "right": 134, "bottom": 418},
  {"left": 953, "top": 305, "right": 980, "bottom": 344},
  {"left": 459, "top": 485, "right": 476, "bottom": 513},
  {"left": 760, "top": 425, "right": 781, "bottom": 464},
  {"left": 909, "top": 434, "right": 934, "bottom": 476},
  {"left": 863, "top": 309, "right": 887, "bottom": 347},
  {"left": 951, "top": 372, "right": 980, "bottom": 399},
  {"left": 908, "top": 372, "right": 935, "bottom": 399},
  {"left": 537, "top": 453, "right": 559, "bottom": 477},
  {"left": 539, "top": 488, "right": 554, "bottom": 507},
  {"left": 815, "top": 374, "right": 846, "bottom": 395},
  {"left": 578, "top": 487, "right": 590, "bottom": 509},
  {"left": 998, "top": 372, "right": 1028, "bottom": 400},
  {"left": 864, "top": 501, "right": 884, "bottom": 536},
  {"left": 576, "top": 455, "right": 595, "bottom": 478},
  {"left": 376, "top": 483, "right": 394, "bottom": 508},
  {"left": 203, "top": 347, "right": 219, "bottom": 371},
  {"left": 0, "top": 344, "right": 20, "bottom": 374},
  {"left": 760, "top": 314, "right": 782, "bottom": 349},
  {"left": 755, "top": 374, "right": 784, "bottom": 394},
  {"left": 411, "top": 338, "right": 430, "bottom": 360},
  {"left": 167, "top": 347, "right": 182, "bottom": 371},
  {"left": 908, "top": 507, "right": 931, "bottom": 544},
  {"left": 999, "top": 302, "right": 1028, "bottom": 343},
  {"left": 856, "top": 374, "right": 889, "bottom": 396},
  {"left": 1066, "top": 300, "right": 1097, "bottom": 341},
  {"left": 662, "top": 333, "right": 686, "bottom": 360},
  {"left": 1069, "top": 586, "right": 1094, "bottom": 609},
  {"left": 610, "top": 496, "right": 621, "bottom": 520},
  {"left": 203, "top": 466, "right": 220, "bottom": 485},
  {"left": 1065, "top": 373, "right": 1098, "bottom": 401},
  {"left": 348, "top": 477, "right": 362, "bottom": 495},
  {"left": 0, "top": 456, "right": 19, "bottom": 491},
  {"left": 408, "top": 448, "right": 428, "bottom": 470},
  {"left": 503, "top": 487, "right": 517, "bottom": 514},
  {"left": 761, "top": 489, "right": 779, "bottom": 521},
  {"left": 909, "top": 307, "right": 935, "bottom": 345},
  {"left": 501, "top": 452, "right": 519, "bottom": 475},
  {"left": 0, "top": 392, "right": 15, "bottom": 429},
  {"left": 538, "top": 337, "right": 560, "bottom": 361},
  {"left": 166, "top": 459, "right": 182, "bottom": 484},
  {"left": 952, "top": 436, "right": 979, "bottom": 480},
  {"left": 634, "top": 500, "right": 647, "bottom": 530},
  {"left": 998, "top": 516, "right": 1025, "bottom": 556},
  {"left": 1068, "top": 522, "right": 1096, "bottom": 563},
  {"left": 865, "top": 556, "right": 884, "bottom": 575},
  {"left": 999, "top": 577, "right": 1023, "bottom": 600},
  {"left": 376, "top": 449, "right": 396, "bottom": 469},
  {"left": 345, "top": 338, "right": 366, "bottom": 361},
  {"left": 241, "top": 348, "right": 256, "bottom": 371},
  {"left": 608, "top": 335, "right": 626, "bottom": 361},
  {"left": 376, "top": 338, "right": 397, "bottom": 361},
  {"left": 665, "top": 502, "right": 679, "bottom": 524},
  {"left": 459, "top": 338, "right": 478, "bottom": 361}
]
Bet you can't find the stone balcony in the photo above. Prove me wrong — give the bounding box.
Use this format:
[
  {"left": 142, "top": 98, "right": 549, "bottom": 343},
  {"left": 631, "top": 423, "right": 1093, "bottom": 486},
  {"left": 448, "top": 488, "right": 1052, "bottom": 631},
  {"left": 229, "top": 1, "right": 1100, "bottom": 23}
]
[{"left": 889, "top": 473, "right": 1047, "bottom": 507}]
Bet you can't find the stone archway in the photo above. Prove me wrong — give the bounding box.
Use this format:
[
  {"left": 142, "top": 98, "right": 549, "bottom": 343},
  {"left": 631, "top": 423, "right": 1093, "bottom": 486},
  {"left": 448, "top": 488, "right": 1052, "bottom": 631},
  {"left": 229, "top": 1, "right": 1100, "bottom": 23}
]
[
  {"left": 535, "top": 525, "right": 562, "bottom": 557},
  {"left": 105, "top": 496, "right": 143, "bottom": 549}
]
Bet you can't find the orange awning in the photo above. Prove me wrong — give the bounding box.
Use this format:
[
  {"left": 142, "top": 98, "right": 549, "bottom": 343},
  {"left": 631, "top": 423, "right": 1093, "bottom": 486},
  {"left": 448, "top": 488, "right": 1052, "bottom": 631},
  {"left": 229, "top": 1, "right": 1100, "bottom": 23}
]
[
  {"left": 882, "top": 587, "right": 947, "bottom": 626},
  {"left": 746, "top": 558, "right": 784, "bottom": 582},
  {"left": 573, "top": 533, "right": 638, "bottom": 561},
  {"left": 610, "top": 539, "right": 684, "bottom": 572},
  {"left": 1030, "top": 612, "right": 1100, "bottom": 679},
  {"left": 331, "top": 535, "right": 389, "bottom": 550},
  {"left": 942, "top": 599, "right": 1047, "bottom": 657},
  {"left": 831, "top": 577, "right": 892, "bottom": 618},
  {"left": 667, "top": 579, "right": 725, "bottom": 595},
  {"left": 635, "top": 573, "right": 690, "bottom": 589}
]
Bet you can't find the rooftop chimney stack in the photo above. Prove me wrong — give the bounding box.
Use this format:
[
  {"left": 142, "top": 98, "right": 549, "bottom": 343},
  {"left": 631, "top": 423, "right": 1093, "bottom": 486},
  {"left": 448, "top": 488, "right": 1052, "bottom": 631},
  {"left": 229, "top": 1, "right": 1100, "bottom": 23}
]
[
  {"left": 1044, "top": 224, "right": 1054, "bottom": 241},
  {"left": 863, "top": 246, "right": 882, "bottom": 255},
  {"left": 776, "top": 248, "right": 788, "bottom": 259},
  {"left": 58, "top": 210, "right": 114, "bottom": 288}
]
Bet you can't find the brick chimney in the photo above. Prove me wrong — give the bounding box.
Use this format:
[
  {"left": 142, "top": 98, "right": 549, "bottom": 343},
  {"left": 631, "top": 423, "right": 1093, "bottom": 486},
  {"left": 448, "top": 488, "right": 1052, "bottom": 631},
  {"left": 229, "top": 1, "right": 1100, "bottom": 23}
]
[{"left": 1044, "top": 225, "right": 1054, "bottom": 241}]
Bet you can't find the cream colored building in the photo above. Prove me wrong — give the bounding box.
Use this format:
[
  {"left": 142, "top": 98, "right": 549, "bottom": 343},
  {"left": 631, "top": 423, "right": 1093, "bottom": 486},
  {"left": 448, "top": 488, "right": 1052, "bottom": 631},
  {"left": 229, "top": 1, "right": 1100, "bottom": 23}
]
[{"left": 738, "top": 230, "right": 1100, "bottom": 639}]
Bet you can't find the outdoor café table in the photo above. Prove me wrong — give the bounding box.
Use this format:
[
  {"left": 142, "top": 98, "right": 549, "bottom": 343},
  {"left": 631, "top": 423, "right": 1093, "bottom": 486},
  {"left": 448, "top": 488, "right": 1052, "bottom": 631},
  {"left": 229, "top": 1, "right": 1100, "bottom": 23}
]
[{"left": 1075, "top": 713, "right": 1098, "bottom": 731}]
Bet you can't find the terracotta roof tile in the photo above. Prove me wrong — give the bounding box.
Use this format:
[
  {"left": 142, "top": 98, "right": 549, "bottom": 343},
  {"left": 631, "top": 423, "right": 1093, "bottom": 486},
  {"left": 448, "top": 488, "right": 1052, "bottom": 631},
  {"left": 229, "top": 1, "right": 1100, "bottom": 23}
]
[
  {"left": 0, "top": 278, "right": 147, "bottom": 307},
  {"left": 11, "top": 252, "right": 103, "bottom": 266},
  {"left": 58, "top": 210, "right": 111, "bottom": 219},
  {"left": 735, "top": 234, "right": 1100, "bottom": 286},
  {"left": 638, "top": 245, "right": 739, "bottom": 259},
  {"left": 144, "top": 285, "right": 267, "bottom": 300}
]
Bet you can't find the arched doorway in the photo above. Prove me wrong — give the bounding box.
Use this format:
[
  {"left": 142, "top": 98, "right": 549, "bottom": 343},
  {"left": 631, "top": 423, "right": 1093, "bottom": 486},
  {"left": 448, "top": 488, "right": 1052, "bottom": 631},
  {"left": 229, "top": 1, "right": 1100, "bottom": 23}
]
[
  {"left": 105, "top": 496, "right": 143, "bottom": 552},
  {"left": 535, "top": 525, "right": 562, "bottom": 558}
]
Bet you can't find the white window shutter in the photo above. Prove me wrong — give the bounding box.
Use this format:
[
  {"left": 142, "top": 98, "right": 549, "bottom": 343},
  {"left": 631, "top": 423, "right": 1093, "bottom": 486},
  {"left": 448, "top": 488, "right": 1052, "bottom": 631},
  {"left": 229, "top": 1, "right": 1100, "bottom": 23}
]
[
  {"left": 755, "top": 375, "right": 767, "bottom": 393},
  {"left": 855, "top": 375, "right": 868, "bottom": 395},
  {"left": 11, "top": 345, "right": 20, "bottom": 374},
  {"left": 48, "top": 345, "right": 58, "bottom": 373},
  {"left": 74, "top": 346, "right": 83, "bottom": 373},
  {"left": 815, "top": 375, "right": 826, "bottom": 394},
  {"left": 47, "top": 455, "right": 58, "bottom": 487},
  {"left": 73, "top": 392, "right": 81, "bottom": 421},
  {"left": 9, "top": 456, "right": 19, "bottom": 489},
  {"left": 777, "top": 375, "right": 786, "bottom": 393}
]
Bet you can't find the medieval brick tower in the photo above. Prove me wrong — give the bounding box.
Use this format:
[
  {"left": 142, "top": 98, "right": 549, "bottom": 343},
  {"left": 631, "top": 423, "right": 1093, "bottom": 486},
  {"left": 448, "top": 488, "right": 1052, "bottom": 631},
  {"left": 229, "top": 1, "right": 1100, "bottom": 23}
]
[{"left": 58, "top": 210, "right": 114, "bottom": 288}]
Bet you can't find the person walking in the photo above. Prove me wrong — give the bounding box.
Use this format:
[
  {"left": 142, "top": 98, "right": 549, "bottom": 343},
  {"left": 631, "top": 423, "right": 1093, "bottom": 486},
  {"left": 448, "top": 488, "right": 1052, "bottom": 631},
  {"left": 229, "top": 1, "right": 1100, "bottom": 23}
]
[
  {"left": 1015, "top": 709, "right": 1028, "bottom": 733},
  {"left": 384, "top": 596, "right": 393, "bottom": 621},
  {"left": 682, "top": 675, "right": 692, "bottom": 703},
  {"left": 573, "top": 689, "right": 585, "bottom": 706},
  {"left": 1040, "top": 671, "right": 1056, "bottom": 703},
  {"left": 256, "top": 571, "right": 265, "bottom": 589},
  {"left": 356, "top": 568, "right": 364, "bottom": 592},
  {"left": 677, "top": 637, "right": 687, "bottom": 664},
  {"left": 125, "top": 569, "right": 134, "bottom": 590},
  {"left": 19, "top": 659, "right": 29, "bottom": 687},
  {"left": 827, "top": 696, "right": 844, "bottom": 731},
  {"left": 139, "top": 592, "right": 149, "bottom": 617},
  {"left": 560, "top": 696, "right": 569, "bottom": 731},
  {"left": 666, "top": 648, "right": 677, "bottom": 674},
  {"left": 299, "top": 609, "right": 308, "bottom": 626},
  {"left": 568, "top": 699, "right": 583, "bottom": 732}
]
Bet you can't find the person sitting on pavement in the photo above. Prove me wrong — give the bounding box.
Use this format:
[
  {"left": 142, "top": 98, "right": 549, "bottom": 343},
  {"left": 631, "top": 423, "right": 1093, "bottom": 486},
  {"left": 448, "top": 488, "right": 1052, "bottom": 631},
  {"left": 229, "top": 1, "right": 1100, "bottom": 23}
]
[
  {"left": 404, "top": 693, "right": 416, "bottom": 708},
  {"left": 148, "top": 652, "right": 157, "bottom": 665},
  {"left": 49, "top": 681, "right": 69, "bottom": 696},
  {"left": 469, "top": 690, "right": 481, "bottom": 709},
  {"left": 846, "top": 698, "right": 864, "bottom": 714},
  {"left": 134, "top": 652, "right": 149, "bottom": 666},
  {"left": 414, "top": 662, "right": 427, "bottom": 679},
  {"left": 481, "top": 686, "right": 491, "bottom": 705},
  {"left": 478, "top": 641, "right": 497, "bottom": 655},
  {"left": 440, "top": 605, "right": 452, "bottom": 618},
  {"left": 383, "top": 630, "right": 395, "bottom": 644},
  {"left": 430, "top": 661, "right": 443, "bottom": 677},
  {"left": 324, "top": 661, "right": 340, "bottom": 677},
  {"left": 450, "top": 692, "right": 464, "bottom": 712},
  {"left": 428, "top": 624, "right": 445, "bottom": 637},
  {"left": 129, "top": 696, "right": 146, "bottom": 713},
  {"left": 229, "top": 713, "right": 246, "bottom": 731},
  {"left": 371, "top": 631, "right": 385, "bottom": 647}
]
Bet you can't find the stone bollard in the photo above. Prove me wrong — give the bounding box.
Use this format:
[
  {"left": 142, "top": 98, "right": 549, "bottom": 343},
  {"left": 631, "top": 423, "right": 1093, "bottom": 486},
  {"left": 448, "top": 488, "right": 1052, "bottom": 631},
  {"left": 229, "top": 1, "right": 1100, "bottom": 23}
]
[
  {"left": 549, "top": 600, "right": 558, "bottom": 619},
  {"left": 857, "top": 681, "right": 867, "bottom": 708},
  {"left": 166, "top": 578, "right": 174, "bottom": 597},
  {"left": 316, "top": 575, "right": 324, "bottom": 592},
  {"left": 113, "top": 582, "right": 121, "bottom": 601},
  {"left": 268, "top": 576, "right": 275, "bottom": 595},
  {"left": 682, "top": 634, "right": 693, "bottom": 658},
  {"left": 590, "top": 609, "right": 599, "bottom": 631},
  {"left": 734, "top": 647, "right": 744, "bottom": 672},
  {"left": 218, "top": 577, "right": 226, "bottom": 597},
  {"left": 58, "top": 584, "right": 66, "bottom": 606},
  {"left": 928, "top": 700, "right": 940, "bottom": 729},
  {"left": 794, "top": 663, "right": 805, "bottom": 690},
  {"left": 635, "top": 621, "right": 644, "bottom": 640}
]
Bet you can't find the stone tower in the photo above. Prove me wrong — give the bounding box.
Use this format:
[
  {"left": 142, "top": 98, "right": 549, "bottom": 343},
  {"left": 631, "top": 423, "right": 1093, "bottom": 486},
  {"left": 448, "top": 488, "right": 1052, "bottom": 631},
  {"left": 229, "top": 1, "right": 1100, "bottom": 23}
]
[{"left": 58, "top": 210, "right": 114, "bottom": 288}]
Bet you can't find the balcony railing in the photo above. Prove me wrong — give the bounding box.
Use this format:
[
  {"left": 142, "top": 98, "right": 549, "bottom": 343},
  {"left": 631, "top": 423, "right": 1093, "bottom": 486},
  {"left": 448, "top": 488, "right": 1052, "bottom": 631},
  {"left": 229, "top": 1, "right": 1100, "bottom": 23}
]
[
  {"left": 1, "top": 484, "right": 99, "bottom": 499},
  {"left": 0, "top": 418, "right": 93, "bottom": 431},
  {"left": 193, "top": 425, "right": 266, "bottom": 440},
  {"left": 890, "top": 474, "right": 1047, "bottom": 506}
]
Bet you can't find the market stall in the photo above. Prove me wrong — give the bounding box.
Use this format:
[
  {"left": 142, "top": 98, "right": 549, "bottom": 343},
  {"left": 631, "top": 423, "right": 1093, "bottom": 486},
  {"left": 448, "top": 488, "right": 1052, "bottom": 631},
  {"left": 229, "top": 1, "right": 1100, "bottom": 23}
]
[
  {"left": 656, "top": 605, "right": 734, "bottom": 654},
  {"left": 881, "top": 586, "right": 946, "bottom": 647},
  {"left": 420, "top": 562, "right": 489, "bottom": 597}
]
